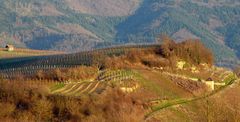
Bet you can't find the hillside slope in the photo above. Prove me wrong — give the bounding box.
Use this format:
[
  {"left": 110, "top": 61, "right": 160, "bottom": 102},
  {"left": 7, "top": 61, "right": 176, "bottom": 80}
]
[
  {"left": 0, "top": 40, "right": 239, "bottom": 121},
  {"left": 64, "top": 0, "right": 140, "bottom": 16}
]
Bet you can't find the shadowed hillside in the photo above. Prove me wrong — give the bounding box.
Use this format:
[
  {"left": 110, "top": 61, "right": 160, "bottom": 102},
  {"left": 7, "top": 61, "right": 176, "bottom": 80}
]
[
  {"left": 1, "top": 0, "right": 240, "bottom": 66},
  {"left": 116, "top": 0, "right": 240, "bottom": 66}
]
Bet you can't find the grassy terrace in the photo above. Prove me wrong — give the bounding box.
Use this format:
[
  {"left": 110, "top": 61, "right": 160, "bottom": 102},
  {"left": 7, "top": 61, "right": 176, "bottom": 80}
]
[
  {"left": 49, "top": 69, "right": 135, "bottom": 96},
  {"left": 145, "top": 73, "right": 238, "bottom": 120}
]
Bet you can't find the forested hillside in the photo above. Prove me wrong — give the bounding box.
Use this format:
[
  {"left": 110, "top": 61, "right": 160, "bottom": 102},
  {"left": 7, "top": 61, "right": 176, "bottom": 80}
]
[
  {"left": 0, "top": 0, "right": 240, "bottom": 66},
  {"left": 0, "top": 0, "right": 137, "bottom": 51},
  {"left": 116, "top": 0, "right": 240, "bottom": 65}
]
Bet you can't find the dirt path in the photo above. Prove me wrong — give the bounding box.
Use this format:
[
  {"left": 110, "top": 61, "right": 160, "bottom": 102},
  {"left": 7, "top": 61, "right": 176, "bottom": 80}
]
[{"left": 145, "top": 73, "right": 237, "bottom": 121}]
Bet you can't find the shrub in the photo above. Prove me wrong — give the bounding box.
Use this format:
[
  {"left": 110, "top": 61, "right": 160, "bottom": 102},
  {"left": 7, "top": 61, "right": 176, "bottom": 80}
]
[
  {"left": 32, "top": 100, "right": 53, "bottom": 121},
  {"left": 157, "top": 36, "right": 214, "bottom": 65},
  {"left": 233, "top": 66, "right": 240, "bottom": 77},
  {"left": 0, "top": 102, "right": 15, "bottom": 117},
  {"left": 33, "top": 66, "right": 98, "bottom": 81}
]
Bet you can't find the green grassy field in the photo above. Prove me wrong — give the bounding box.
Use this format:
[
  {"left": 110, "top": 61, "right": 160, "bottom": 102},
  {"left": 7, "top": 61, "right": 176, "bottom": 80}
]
[{"left": 0, "top": 48, "right": 64, "bottom": 58}]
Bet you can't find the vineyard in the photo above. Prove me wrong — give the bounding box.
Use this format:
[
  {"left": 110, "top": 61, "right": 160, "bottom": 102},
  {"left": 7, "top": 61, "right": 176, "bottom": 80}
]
[
  {"left": 0, "top": 45, "right": 141, "bottom": 96},
  {"left": 50, "top": 70, "right": 136, "bottom": 96},
  {"left": 51, "top": 81, "right": 102, "bottom": 96},
  {"left": 0, "top": 45, "right": 239, "bottom": 121},
  {"left": 0, "top": 44, "right": 160, "bottom": 78}
]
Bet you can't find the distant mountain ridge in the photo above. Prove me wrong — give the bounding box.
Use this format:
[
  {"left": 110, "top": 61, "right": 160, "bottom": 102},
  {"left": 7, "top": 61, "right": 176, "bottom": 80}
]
[{"left": 0, "top": 0, "right": 240, "bottom": 66}]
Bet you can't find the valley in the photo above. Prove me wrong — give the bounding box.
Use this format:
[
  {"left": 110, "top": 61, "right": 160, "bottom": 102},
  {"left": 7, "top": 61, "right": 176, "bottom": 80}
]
[{"left": 1, "top": 38, "right": 240, "bottom": 121}]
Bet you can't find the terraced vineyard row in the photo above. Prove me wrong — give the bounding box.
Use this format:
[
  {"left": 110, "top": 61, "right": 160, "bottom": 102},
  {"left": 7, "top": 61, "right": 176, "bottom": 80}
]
[
  {"left": 51, "top": 82, "right": 102, "bottom": 96},
  {"left": 0, "top": 65, "right": 77, "bottom": 79},
  {"left": 0, "top": 52, "right": 94, "bottom": 70},
  {"left": 97, "top": 70, "right": 134, "bottom": 81},
  {"left": 50, "top": 70, "right": 135, "bottom": 96}
]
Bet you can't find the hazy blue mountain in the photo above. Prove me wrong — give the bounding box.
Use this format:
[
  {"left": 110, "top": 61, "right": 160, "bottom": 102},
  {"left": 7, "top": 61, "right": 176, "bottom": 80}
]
[{"left": 0, "top": 0, "right": 240, "bottom": 66}]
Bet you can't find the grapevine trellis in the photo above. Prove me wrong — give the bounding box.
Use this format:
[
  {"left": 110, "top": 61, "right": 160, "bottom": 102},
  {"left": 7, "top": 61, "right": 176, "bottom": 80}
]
[
  {"left": 50, "top": 69, "right": 136, "bottom": 96},
  {"left": 0, "top": 65, "right": 78, "bottom": 79},
  {"left": 0, "top": 44, "right": 160, "bottom": 79},
  {"left": 97, "top": 70, "right": 134, "bottom": 82}
]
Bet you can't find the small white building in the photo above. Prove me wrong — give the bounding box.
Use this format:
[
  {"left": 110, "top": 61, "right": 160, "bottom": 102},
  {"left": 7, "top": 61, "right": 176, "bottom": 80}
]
[
  {"left": 5, "top": 44, "right": 14, "bottom": 51},
  {"left": 205, "top": 78, "right": 215, "bottom": 91}
]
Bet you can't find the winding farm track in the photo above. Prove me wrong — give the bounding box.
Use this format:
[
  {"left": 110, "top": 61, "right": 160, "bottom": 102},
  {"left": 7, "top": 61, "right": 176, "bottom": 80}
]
[{"left": 144, "top": 72, "right": 238, "bottom": 121}]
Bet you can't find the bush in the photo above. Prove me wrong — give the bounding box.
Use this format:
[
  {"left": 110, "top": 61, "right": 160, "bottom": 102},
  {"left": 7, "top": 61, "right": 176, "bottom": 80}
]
[
  {"left": 0, "top": 102, "right": 15, "bottom": 117},
  {"left": 158, "top": 36, "right": 214, "bottom": 65},
  {"left": 32, "top": 100, "right": 53, "bottom": 121},
  {"left": 233, "top": 66, "right": 240, "bottom": 77},
  {"left": 34, "top": 66, "right": 98, "bottom": 81}
]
